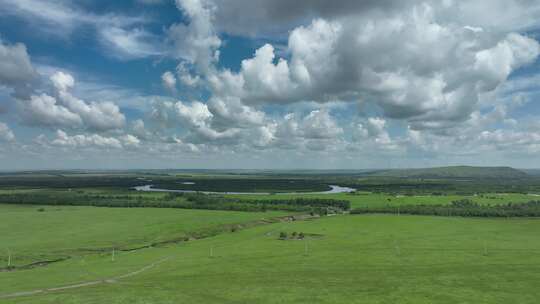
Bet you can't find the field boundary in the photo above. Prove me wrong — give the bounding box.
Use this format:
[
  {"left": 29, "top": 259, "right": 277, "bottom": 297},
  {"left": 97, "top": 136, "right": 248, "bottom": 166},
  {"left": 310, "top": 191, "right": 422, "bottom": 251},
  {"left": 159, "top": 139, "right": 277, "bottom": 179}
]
[{"left": 0, "top": 257, "right": 69, "bottom": 273}]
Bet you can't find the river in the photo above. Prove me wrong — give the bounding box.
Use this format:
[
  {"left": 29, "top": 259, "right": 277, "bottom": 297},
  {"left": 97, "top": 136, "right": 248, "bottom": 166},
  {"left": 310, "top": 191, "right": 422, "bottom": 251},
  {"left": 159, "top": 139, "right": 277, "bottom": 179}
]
[{"left": 133, "top": 184, "right": 356, "bottom": 195}]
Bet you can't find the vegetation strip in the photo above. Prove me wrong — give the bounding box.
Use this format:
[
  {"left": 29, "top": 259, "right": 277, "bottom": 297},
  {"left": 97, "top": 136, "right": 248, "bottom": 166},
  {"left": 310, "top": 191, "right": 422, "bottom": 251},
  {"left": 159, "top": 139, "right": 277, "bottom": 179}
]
[
  {"left": 0, "top": 257, "right": 70, "bottom": 272},
  {"left": 0, "top": 191, "right": 350, "bottom": 213},
  {"left": 351, "top": 199, "right": 540, "bottom": 217}
]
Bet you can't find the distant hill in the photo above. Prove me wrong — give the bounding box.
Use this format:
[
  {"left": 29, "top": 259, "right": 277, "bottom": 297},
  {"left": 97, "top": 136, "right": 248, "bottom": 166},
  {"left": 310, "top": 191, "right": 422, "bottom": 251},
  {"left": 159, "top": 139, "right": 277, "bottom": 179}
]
[
  {"left": 370, "top": 166, "right": 528, "bottom": 179},
  {"left": 522, "top": 169, "right": 540, "bottom": 176}
]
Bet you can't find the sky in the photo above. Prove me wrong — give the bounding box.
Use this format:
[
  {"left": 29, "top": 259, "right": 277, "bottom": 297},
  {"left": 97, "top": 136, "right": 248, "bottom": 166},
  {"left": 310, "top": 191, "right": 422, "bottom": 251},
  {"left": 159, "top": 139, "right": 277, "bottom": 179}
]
[{"left": 0, "top": 0, "right": 540, "bottom": 170}]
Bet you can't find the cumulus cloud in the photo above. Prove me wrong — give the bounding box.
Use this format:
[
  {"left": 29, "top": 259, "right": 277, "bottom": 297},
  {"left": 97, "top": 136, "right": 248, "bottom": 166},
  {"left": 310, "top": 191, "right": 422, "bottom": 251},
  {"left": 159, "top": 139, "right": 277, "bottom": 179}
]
[
  {"left": 4, "top": 0, "right": 538, "bottom": 167},
  {"left": 150, "top": 99, "right": 241, "bottom": 143},
  {"left": 50, "top": 130, "right": 139, "bottom": 149},
  {"left": 351, "top": 118, "right": 397, "bottom": 153},
  {"left": 18, "top": 71, "right": 126, "bottom": 131},
  {"left": 207, "top": 96, "right": 265, "bottom": 128},
  {"left": 176, "top": 62, "right": 200, "bottom": 87},
  {"left": 242, "top": 109, "right": 345, "bottom": 151},
  {"left": 300, "top": 110, "right": 343, "bottom": 139},
  {"left": 131, "top": 119, "right": 153, "bottom": 140},
  {"left": 0, "top": 122, "right": 15, "bottom": 142},
  {"left": 167, "top": 0, "right": 221, "bottom": 74},
  {"left": 212, "top": 0, "right": 413, "bottom": 37},
  {"left": 0, "top": 39, "right": 35, "bottom": 97},
  {"left": 50, "top": 71, "right": 74, "bottom": 92},
  {"left": 211, "top": 0, "right": 540, "bottom": 37},
  {"left": 20, "top": 93, "right": 83, "bottom": 128},
  {"left": 161, "top": 71, "right": 177, "bottom": 91},
  {"left": 206, "top": 3, "right": 539, "bottom": 134},
  {"left": 52, "top": 72, "right": 126, "bottom": 131},
  {"left": 140, "top": 0, "right": 540, "bottom": 162}
]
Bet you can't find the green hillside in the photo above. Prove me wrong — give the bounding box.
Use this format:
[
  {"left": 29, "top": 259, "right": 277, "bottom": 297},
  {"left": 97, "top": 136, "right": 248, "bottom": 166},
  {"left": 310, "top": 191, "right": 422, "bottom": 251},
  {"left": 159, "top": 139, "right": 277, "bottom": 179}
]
[{"left": 370, "top": 166, "right": 528, "bottom": 179}]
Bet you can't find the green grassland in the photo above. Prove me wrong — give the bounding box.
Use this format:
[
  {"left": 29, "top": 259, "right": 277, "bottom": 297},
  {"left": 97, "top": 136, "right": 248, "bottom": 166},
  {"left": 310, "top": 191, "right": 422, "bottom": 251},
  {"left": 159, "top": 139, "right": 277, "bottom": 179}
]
[
  {"left": 3, "top": 170, "right": 540, "bottom": 303},
  {"left": 0, "top": 204, "right": 286, "bottom": 266},
  {"left": 2, "top": 214, "right": 540, "bottom": 303}
]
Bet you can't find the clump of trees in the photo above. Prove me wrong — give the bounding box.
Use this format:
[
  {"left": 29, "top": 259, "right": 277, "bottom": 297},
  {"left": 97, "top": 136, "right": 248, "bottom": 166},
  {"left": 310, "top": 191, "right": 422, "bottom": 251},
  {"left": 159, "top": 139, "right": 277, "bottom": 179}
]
[
  {"left": 278, "top": 231, "right": 305, "bottom": 240},
  {"left": 351, "top": 199, "right": 540, "bottom": 217},
  {"left": 0, "top": 191, "right": 350, "bottom": 213}
]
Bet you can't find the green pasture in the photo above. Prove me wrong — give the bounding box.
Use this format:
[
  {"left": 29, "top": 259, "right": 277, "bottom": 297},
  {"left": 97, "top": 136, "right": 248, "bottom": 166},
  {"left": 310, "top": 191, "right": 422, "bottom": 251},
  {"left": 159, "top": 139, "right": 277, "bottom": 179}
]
[
  {"left": 0, "top": 204, "right": 285, "bottom": 266},
  {"left": 2, "top": 213, "right": 540, "bottom": 303}
]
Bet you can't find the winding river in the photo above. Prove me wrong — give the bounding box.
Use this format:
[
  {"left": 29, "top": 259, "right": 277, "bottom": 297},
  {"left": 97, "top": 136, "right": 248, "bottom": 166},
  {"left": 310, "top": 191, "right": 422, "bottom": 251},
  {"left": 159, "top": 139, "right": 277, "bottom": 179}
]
[{"left": 133, "top": 184, "right": 356, "bottom": 195}]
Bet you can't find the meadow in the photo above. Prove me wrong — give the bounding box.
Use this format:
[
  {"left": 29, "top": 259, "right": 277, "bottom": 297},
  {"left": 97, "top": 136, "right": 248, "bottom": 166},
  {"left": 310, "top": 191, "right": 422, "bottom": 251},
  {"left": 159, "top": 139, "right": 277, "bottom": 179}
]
[
  {"left": 0, "top": 204, "right": 286, "bottom": 266},
  {"left": 2, "top": 214, "right": 540, "bottom": 303},
  {"left": 3, "top": 169, "right": 540, "bottom": 303}
]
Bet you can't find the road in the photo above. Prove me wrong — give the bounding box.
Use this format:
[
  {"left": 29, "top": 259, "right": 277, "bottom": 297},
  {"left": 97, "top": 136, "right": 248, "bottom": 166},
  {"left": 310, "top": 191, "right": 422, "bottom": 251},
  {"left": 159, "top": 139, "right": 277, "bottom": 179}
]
[{"left": 0, "top": 257, "right": 170, "bottom": 299}]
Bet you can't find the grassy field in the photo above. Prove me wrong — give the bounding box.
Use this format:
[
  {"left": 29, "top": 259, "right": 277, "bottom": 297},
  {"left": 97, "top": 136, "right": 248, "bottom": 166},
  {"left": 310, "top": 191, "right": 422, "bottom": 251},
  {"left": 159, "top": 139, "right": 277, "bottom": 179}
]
[
  {"left": 0, "top": 204, "right": 286, "bottom": 266},
  {"left": 3, "top": 171, "right": 540, "bottom": 303},
  {"left": 2, "top": 213, "right": 540, "bottom": 303}
]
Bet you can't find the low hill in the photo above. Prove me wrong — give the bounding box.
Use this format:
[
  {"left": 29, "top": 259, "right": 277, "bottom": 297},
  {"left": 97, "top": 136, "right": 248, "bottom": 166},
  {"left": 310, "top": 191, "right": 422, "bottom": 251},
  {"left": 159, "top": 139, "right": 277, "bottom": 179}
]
[{"left": 370, "top": 166, "right": 528, "bottom": 179}]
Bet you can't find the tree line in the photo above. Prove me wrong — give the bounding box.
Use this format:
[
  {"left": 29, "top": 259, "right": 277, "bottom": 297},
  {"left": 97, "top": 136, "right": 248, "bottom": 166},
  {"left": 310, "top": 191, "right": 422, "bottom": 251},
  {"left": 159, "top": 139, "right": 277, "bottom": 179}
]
[
  {"left": 0, "top": 191, "right": 350, "bottom": 214},
  {"left": 350, "top": 199, "right": 540, "bottom": 217}
]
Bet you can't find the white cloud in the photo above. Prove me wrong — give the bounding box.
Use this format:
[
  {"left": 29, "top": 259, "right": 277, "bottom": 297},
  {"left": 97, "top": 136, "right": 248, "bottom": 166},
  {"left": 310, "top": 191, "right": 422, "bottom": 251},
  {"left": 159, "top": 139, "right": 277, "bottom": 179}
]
[
  {"left": 161, "top": 71, "right": 177, "bottom": 91},
  {"left": 205, "top": 3, "right": 539, "bottom": 135},
  {"left": 50, "top": 130, "right": 140, "bottom": 149},
  {"left": 240, "top": 44, "right": 295, "bottom": 102},
  {"left": 52, "top": 72, "right": 126, "bottom": 131},
  {"left": 0, "top": 39, "right": 35, "bottom": 96},
  {"left": 4, "top": 0, "right": 540, "bottom": 168},
  {"left": 175, "top": 100, "right": 213, "bottom": 128},
  {"left": 99, "top": 27, "right": 163, "bottom": 60},
  {"left": 207, "top": 96, "right": 265, "bottom": 128},
  {"left": 0, "top": 122, "right": 15, "bottom": 142},
  {"left": 0, "top": 0, "right": 148, "bottom": 34},
  {"left": 151, "top": 99, "right": 241, "bottom": 143},
  {"left": 17, "top": 71, "right": 126, "bottom": 131},
  {"left": 21, "top": 93, "right": 83, "bottom": 128},
  {"left": 474, "top": 33, "right": 540, "bottom": 91},
  {"left": 50, "top": 71, "right": 74, "bottom": 92},
  {"left": 167, "top": 0, "right": 221, "bottom": 74},
  {"left": 0, "top": 0, "right": 159, "bottom": 60},
  {"left": 210, "top": 0, "right": 540, "bottom": 37},
  {"left": 131, "top": 119, "right": 153, "bottom": 140},
  {"left": 52, "top": 130, "right": 122, "bottom": 149},
  {"left": 176, "top": 62, "right": 200, "bottom": 87},
  {"left": 353, "top": 117, "right": 395, "bottom": 148},
  {"left": 300, "top": 110, "right": 342, "bottom": 139},
  {"left": 120, "top": 134, "right": 141, "bottom": 147}
]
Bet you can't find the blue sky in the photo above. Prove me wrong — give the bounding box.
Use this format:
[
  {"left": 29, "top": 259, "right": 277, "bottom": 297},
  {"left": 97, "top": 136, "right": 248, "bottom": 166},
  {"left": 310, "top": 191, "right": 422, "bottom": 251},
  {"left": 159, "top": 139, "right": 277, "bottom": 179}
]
[{"left": 0, "top": 0, "right": 540, "bottom": 170}]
